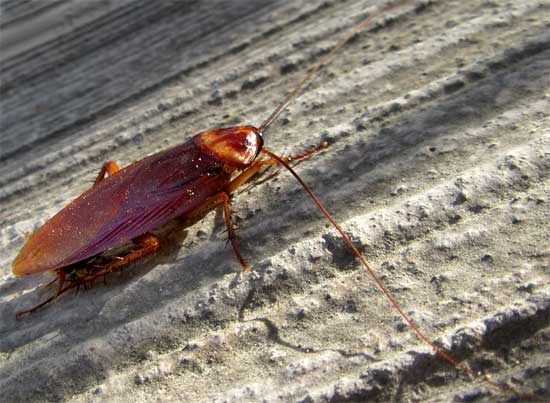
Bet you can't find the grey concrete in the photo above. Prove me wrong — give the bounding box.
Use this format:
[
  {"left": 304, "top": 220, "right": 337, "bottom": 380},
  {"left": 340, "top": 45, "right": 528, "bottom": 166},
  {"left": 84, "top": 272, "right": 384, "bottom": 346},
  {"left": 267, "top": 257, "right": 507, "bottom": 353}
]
[{"left": 0, "top": 0, "right": 549, "bottom": 402}]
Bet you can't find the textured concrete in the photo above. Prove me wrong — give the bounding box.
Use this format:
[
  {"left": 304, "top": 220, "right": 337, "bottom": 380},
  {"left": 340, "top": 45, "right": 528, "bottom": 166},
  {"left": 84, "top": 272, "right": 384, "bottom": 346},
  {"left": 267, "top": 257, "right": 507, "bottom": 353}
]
[{"left": 0, "top": 0, "right": 549, "bottom": 402}]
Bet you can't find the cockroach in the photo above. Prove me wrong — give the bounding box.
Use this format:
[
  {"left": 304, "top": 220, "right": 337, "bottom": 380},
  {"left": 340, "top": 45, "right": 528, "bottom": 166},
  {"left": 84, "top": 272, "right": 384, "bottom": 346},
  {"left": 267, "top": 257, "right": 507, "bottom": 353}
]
[{"left": 10, "top": 0, "right": 540, "bottom": 400}]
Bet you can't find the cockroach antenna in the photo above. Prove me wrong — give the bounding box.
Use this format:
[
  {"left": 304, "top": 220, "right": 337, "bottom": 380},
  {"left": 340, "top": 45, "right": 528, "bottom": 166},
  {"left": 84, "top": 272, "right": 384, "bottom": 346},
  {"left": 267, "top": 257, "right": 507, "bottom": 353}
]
[{"left": 258, "top": 0, "right": 411, "bottom": 135}]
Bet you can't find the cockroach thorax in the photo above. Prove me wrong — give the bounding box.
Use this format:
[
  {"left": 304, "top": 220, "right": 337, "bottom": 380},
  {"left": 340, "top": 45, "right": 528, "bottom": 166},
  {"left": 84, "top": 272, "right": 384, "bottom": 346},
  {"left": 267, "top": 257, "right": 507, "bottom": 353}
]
[{"left": 194, "top": 126, "right": 263, "bottom": 169}]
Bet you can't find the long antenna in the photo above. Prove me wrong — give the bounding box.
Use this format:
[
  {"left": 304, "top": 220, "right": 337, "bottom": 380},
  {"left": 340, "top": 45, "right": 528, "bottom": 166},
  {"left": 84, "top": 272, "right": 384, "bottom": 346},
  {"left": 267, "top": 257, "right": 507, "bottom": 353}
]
[
  {"left": 261, "top": 148, "right": 540, "bottom": 402},
  {"left": 258, "top": 0, "right": 411, "bottom": 134}
]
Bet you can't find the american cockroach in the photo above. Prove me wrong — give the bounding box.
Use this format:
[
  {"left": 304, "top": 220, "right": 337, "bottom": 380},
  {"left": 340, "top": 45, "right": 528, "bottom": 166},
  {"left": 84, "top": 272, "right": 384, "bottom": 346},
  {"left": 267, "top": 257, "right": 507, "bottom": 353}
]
[{"left": 10, "top": 0, "right": 542, "bottom": 401}]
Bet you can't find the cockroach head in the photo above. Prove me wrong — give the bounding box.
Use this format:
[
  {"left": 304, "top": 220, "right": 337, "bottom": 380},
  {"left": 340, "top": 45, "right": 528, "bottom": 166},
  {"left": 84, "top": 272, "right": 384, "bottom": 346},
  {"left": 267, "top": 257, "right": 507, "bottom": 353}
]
[{"left": 195, "top": 125, "right": 263, "bottom": 169}]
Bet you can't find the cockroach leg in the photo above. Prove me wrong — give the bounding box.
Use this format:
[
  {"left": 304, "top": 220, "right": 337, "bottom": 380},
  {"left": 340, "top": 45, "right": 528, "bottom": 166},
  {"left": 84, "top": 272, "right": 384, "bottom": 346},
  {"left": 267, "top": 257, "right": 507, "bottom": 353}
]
[
  {"left": 218, "top": 192, "right": 250, "bottom": 271},
  {"left": 225, "top": 141, "right": 328, "bottom": 194},
  {"left": 92, "top": 232, "right": 160, "bottom": 275},
  {"left": 94, "top": 160, "right": 121, "bottom": 185},
  {"left": 279, "top": 141, "right": 329, "bottom": 163},
  {"left": 186, "top": 192, "right": 250, "bottom": 271},
  {"left": 52, "top": 270, "right": 66, "bottom": 301},
  {"left": 16, "top": 277, "right": 79, "bottom": 319},
  {"left": 37, "top": 270, "right": 64, "bottom": 301},
  {"left": 42, "top": 275, "right": 60, "bottom": 290},
  {"left": 15, "top": 234, "right": 159, "bottom": 318}
]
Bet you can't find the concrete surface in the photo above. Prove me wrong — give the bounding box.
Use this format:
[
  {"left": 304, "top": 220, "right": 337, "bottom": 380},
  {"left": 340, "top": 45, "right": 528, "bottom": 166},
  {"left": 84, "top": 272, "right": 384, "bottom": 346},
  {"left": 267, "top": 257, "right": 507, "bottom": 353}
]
[{"left": 0, "top": 0, "right": 549, "bottom": 402}]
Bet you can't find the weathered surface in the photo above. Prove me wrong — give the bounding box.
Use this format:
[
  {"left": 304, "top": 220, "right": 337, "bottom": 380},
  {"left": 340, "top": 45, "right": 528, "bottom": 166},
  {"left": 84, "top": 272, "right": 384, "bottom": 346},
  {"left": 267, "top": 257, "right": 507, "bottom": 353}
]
[{"left": 0, "top": 0, "right": 549, "bottom": 401}]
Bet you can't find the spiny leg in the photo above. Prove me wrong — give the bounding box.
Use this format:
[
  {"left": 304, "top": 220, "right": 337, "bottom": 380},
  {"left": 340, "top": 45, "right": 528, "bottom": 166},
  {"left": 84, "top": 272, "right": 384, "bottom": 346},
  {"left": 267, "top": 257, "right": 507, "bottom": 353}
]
[
  {"left": 226, "top": 141, "right": 328, "bottom": 194},
  {"left": 16, "top": 233, "right": 159, "bottom": 319},
  {"left": 94, "top": 160, "right": 121, "bottom": 185},
  {"left": 185, "top": 192, "right": 250, "bottom": 271},
  {"left": 16, "top": 270, "right": 75, "bottom": 319},
  {"left": 218, "top": 193, "right": 250, "bottom": 272},
  {"left": 81, "top": 233, "right": 160, "bottom": 281}
]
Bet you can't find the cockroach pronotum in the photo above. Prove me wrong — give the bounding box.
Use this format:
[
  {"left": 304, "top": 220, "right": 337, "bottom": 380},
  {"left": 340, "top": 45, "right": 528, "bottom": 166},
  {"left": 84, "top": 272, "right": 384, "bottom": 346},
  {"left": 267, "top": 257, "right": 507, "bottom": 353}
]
[{"left": 9, "top": 0, "right": 542, "bottom": 401}]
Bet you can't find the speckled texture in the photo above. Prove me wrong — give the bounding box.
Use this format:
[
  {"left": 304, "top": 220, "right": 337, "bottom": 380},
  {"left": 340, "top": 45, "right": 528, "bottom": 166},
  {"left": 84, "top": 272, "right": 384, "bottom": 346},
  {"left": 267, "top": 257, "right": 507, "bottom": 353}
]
[{"left": 0, "top": 0, "right": 549, "bottom": 402}]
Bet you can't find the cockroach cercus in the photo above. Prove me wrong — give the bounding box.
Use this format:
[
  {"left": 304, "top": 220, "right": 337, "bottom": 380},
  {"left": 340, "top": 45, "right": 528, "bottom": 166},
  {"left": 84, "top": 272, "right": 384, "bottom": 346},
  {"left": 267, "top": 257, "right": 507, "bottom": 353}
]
[{"left": 11, "top": 0, "right": 540, "bottom": 400}]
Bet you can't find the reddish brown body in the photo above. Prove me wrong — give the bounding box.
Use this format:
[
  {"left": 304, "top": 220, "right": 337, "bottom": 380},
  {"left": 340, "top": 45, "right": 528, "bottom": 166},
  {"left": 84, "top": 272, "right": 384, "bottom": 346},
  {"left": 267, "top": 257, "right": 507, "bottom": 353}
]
[{"left": 13, "top": 126, "right": 262, "bottom": 276}]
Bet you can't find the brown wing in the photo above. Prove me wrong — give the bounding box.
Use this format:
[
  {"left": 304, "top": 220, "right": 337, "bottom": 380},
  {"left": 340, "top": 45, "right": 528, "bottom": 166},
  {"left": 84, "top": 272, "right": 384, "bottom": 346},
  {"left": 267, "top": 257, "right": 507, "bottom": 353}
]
[{"left": 12, "top": 140, "right": 229, "bottom": 275}]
